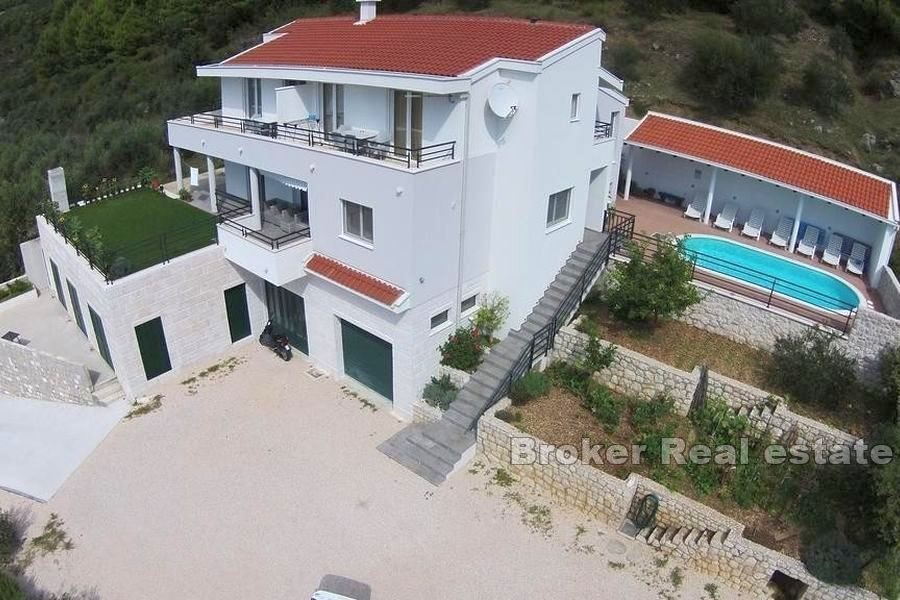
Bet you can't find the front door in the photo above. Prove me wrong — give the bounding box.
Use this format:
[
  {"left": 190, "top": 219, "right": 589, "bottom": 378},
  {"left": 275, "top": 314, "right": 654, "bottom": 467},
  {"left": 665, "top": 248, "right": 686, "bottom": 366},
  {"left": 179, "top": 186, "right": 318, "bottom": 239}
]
[
  {"left": 89, "top": 306, "right": 113, "bottom": 368},
  {"left": 135, "top": 317, "right": 172, "bottom": 380},
  {"left": 224, "top": 284, "right": 251, "bottom": 343},
  {"left": 265, "top": 282, "right": 308, "bottom": 354},
  {"left": 66, "top": 280, "right": 87, "bottom": 335},
  {"left": 50, "top": 260, "right": 66, "bottom": 308},
  {"left": 340, "top": 319, "right": 393, "bottom": 401}
]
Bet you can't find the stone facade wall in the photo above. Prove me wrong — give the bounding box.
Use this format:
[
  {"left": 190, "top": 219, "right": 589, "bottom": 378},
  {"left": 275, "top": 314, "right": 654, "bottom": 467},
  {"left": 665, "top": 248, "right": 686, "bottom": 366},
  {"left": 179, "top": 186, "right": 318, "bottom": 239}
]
[
  {"left": 877, "top": 266, "right": 900, "bottom": 320},
  {"left": 0, "top": 339, "right": 95, "bottom": 405},
  {"left": 840, "top": 308, "right": 900, "bottom": 382},
  {"left": 412, "top": 399, "right": 443, "bottom": 424},
  {"left": 628, "top": 476, "right": 744, "bottom": 535}
]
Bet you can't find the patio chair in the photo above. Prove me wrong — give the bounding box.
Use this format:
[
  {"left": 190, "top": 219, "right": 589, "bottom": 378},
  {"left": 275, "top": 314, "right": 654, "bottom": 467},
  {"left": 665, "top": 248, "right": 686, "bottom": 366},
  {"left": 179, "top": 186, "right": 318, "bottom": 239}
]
[
  {"left": 713, "top": 203, "right": 738, "bottom": 232},
  {"left": 847, "top": 242, "right": 868, "bottom": 276},
  {"left": 795, "top": 225, "right": 821, "bottom": 258},
  {"left": 683, "top": 196, "right": 704, "bottom": 220},
  {"left": 741, "top": 208, "right": 765, "bottom": 240},
  {"left": 821, "top": 234, "right": 844, "bottom": 267},
  {"left": 769, "top": 216, "right": 794, "bottom": 248}
]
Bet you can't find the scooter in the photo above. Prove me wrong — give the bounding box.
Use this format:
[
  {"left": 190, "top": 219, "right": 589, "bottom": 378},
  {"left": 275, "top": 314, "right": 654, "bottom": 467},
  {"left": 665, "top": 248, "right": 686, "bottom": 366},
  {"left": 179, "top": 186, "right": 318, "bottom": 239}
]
[{"left": 259, "top": 320, "right": 292, "bottom": 362}]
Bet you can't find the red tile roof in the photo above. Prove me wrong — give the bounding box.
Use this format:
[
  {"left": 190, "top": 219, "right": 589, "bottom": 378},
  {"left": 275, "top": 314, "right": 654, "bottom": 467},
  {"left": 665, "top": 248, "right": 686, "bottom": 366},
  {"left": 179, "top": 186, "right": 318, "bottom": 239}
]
[
  {"left": 626, "top": 113, "right": 895, "bottom": 220},
  {"left": 306, "top": 254, "right": 405, "bottom": 307},
  {"left": 223, "top": 15, "right": 595, "bottom": 77}
]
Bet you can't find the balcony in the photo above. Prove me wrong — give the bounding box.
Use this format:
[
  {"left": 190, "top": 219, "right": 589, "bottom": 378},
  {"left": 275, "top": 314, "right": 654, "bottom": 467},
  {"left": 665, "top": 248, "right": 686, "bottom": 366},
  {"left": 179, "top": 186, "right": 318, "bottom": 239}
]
[
  {"left": 594, "top": 120, "right": 613, "bottom": 142},
  {"left": 171, "top": 112, "right": 457, "bottom": 170}
]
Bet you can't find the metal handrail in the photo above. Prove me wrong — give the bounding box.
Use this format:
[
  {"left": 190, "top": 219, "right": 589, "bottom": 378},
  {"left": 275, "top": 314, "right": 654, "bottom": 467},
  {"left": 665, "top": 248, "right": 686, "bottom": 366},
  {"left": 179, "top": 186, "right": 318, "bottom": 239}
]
[
  {"left": 594, "top": 120, "right": 613, "bottom": 139},
  {"left": 215, "top": 191, "right": 311, "bottom": 251}
]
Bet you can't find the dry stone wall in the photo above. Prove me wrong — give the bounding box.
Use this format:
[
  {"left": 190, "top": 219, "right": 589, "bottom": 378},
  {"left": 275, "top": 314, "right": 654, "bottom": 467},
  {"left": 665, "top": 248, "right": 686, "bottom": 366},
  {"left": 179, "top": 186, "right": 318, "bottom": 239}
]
[
  {"left": 0, "top": 339, "right": 95, "bottom": 405},
  {"left": 877, "top": 266, "right": 900, "bottom": 320}
]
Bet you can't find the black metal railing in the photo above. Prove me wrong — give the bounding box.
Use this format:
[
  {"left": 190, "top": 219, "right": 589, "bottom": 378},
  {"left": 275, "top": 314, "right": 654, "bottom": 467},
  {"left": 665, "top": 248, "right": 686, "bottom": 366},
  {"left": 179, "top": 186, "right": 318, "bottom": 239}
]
[
  {"left": 215, "top": 191, "right": 312, "bottom": 251},
  {"left": 467, "top": 209, "right": 636, "bottom": 430},
  {"left": 180, "top": 112, "right": 457, "bottom": 169},
  {"left": 594, "top": 120, "right": 613, "bottom": 140}
]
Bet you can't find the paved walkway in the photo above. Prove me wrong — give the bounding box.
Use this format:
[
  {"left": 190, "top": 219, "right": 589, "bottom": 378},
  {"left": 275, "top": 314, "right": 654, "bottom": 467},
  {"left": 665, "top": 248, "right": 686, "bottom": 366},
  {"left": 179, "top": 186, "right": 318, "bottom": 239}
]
[{"left": 0, "top": 345, "right": 745, "bottom": 599}]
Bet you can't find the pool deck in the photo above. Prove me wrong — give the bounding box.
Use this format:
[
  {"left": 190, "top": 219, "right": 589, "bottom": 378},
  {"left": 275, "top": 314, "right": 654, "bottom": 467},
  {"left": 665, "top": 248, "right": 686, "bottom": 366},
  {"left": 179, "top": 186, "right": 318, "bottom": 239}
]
[{"left": 617, "top": 196, "right": 880, "bottom": 312}]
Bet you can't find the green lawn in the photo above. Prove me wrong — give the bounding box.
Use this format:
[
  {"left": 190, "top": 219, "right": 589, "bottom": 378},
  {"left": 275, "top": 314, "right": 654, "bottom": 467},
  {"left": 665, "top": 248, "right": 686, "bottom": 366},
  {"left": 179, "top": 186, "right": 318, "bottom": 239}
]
[{"left": 71, "top": 189, "right": 217, "bottom": 277}]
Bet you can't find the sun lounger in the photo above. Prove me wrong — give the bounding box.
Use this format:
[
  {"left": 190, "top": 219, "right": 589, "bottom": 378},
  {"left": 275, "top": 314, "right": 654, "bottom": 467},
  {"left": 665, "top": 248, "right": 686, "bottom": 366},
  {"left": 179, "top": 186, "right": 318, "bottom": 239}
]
[
  {"left": 769, "top": 217, "right": 794, "bottom": 248},
  {"left": 740, "top": 208, "right": 765, "bottom": 240},
  {"left": 847, "top": 242, "right": 868, "bottom": 276},
  {"left": 713, "top": 203, "right": 738, "bottom": 232},
  {"left": 795, "top": 225, "right": 821, "bottom": 258},
  {"left": 821, "top": 234, "right": 844, "bottom": 267},
  {"left": 683, "top": 197, "right": 704, "bottom": 220}
]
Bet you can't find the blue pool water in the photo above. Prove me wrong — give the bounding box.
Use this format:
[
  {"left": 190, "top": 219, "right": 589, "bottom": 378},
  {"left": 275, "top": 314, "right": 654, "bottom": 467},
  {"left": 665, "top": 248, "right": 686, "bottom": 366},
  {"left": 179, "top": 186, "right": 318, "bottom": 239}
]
[{"left": 681, "top": 235, "right": 861, "bottom": 312}]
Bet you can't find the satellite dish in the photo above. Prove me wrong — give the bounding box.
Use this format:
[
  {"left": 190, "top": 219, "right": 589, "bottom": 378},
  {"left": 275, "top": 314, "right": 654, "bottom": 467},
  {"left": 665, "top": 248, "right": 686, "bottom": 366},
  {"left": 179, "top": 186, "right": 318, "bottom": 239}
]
[{"left": 488, "top": 83, "right": 518, "bottom": 119}]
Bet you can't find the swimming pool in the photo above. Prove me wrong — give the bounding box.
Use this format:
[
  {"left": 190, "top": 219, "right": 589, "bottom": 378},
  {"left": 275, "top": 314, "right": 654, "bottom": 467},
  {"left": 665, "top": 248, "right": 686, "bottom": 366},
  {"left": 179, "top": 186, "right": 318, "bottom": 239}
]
[{"left": 680, "top": 235, "right": 863, "bottom": 312}]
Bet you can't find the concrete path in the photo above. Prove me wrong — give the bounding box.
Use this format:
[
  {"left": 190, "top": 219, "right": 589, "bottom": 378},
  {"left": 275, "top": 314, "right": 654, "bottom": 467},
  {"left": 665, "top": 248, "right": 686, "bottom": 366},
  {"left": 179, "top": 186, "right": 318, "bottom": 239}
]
[{"left": 0, "top": 395, "right": 128, "bottom": 502}]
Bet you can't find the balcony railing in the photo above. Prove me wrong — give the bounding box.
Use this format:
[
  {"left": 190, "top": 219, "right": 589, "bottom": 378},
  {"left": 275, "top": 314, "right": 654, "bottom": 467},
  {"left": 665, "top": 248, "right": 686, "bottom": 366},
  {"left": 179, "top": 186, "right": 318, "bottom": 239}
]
[
  {"left": 176, "top": 112, "right": 457, "bottom": 169},
  {"left": 216, "top": 191, "right": 311, "bottom": 251},
  {"left": 594, "top": 120, "right": 613, "bottom": 140}
]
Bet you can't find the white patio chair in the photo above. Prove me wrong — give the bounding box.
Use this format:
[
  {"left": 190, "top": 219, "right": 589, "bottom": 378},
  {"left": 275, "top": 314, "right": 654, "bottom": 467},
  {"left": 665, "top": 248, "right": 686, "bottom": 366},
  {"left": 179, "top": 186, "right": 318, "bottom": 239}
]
[
  {"left": 821, "top": 234, "right": 844, "bottom": 267},
  {"left": 769, "top": 217, "right": 794, "bottom": 248},
  {"left": 847, "top": 242, "right": 868, "bottom": 276},
  {"left": 682, "top": 196, "right": 704, "bottom": 220},
  {"left": 795, "top": 225, "right": 821, "bottom": 258},
  {"left": 713, "top": 203, "right": 738, "bottom": 232},
  {"left": 740, "top": 208, "right": 765, "bottom": 240}
]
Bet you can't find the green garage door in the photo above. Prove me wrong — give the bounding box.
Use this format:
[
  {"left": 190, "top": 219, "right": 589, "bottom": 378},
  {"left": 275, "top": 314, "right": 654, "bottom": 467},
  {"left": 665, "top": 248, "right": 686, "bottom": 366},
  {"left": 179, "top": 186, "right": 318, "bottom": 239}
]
[
  {"left": 340, "top": 320, "right": 393, "bottom": 401},
  {"left": 135, "top": 317, "right": 172, "bottom": 380},
  {"left": 89, "top": 306, "right": 113, "bottom": 368},
  {"left": 66, "top": 280, "right": 87, "bottom": 335},
  {"left": 265, "top": 282, "right": 308, "bottom": 354},
  {"left": 50, "top": 260, "right": 66, "bottom": 308},
  {"left": 224, "top": 284, "right": 251, "bottom": 343}
]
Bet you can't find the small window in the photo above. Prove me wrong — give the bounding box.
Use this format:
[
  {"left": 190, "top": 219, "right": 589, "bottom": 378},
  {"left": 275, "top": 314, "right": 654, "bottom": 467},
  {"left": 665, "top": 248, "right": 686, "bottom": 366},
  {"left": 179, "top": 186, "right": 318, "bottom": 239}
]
[
  {"left": 461, "top": 294, "right": 478, "bottom": 314},
  {"left": 570, "top": 93, "right": 581, "bottom": 120},
  {"left": 342, "top": 200, "right": 374, "bottom": 244},
  {"left": 430, "top": 309, "right": 449, "bottom": 330},
  {"left": 546, "top": 188, "right": 572, "bottom": 228},
  {"left": 246, "top": 78, "right": 262, "bottom": 119}
]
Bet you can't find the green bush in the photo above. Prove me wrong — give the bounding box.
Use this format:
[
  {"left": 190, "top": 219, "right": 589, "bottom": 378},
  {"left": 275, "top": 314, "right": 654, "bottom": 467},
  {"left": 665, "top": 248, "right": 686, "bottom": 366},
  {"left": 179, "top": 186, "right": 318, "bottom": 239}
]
[
  {"left": 422, "top": 374, "right": 458, "bottom": 411},
  {"left": 869, "top": 546, "right": 900, "bottom": 600},
  {"left": 873, "top": 426, "right": 900, "bottom": 546},
  {"left": 0, "top": 510, "right": 22, "bottom": 568},
  {"left": 682, "top": 32, "right": 780, "bottom": 112},
  {"left": 510, "top": 371, "right": 550, "bottom": 406},
  {"left": 606, "top": 239, "right": 700, "bottom": 323},
  {"left": 880, "top": 346, "right": 900, "bottom": 408},
  {"left": 440, "top": 327, "right": 484, "bottom": 373},
  {"left": 583, "top": 385, "right": 624, "bottom": 431},
  {"left": 769, "top": 330, "right": 857, "bottom": 408},
  {"left": 801, "top": 531, "right": 864, "bottom": 585},
  {"left": 0, "top": 279, "right": 32, "bottom": 303},
  {"left": 731, "top": 0, "right": 805, "bottom": 36},
  {"left": 456, "top": 0, "right": 489, "bottom": 11},
  {"left": 495, "top": 408, "right": 522, "bottom": 424},
  {"left": 799, "top": 56, "right": 854, "bottom": 116},
  {"left": 631, "top": 394, "right": 675, "bottom": 430},
  {"left": 606, "top": 42, "right": 643, "bottom": 81},
  {"left": 471, "top": 293, "right": 509, "bottom": 344},
  {"left": 828, "top": 26, "right": 854, "bottom": 60},
  {"left": 580, "top": 327, "right": 617, "bottom": 374},
  {"left": 545, "top": 360, "right": 591, "bottom": 398},
  {"left": 0, "top": 571, "right": 25, "bottom": 600},
  {"left": 729, "top": 458, "right": 768, "bottom": 508}
]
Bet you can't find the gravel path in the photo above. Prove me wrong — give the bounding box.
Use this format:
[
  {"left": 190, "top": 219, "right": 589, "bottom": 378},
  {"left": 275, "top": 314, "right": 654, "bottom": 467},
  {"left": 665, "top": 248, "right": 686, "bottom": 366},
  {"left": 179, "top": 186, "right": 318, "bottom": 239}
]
[{"left": 0, "top": 344, "right": 748, "bottom": 600}]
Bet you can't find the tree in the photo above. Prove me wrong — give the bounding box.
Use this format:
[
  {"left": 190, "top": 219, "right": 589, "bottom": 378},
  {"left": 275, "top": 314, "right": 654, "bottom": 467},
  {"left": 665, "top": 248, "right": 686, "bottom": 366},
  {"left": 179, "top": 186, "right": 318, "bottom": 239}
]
[
  {"left": 731, "top": 0, "right": 805, "bottom": 36},
  {"left": 799, "top": 55, "right": 854, "bottom": 116},
  {"left": 606, "top": 42, "right": 643, "bottom": 82},
  {"left": 605, "top": 238, "right": 701, "bottom": 323},
  {"left": 769, "top": 330, "right": 857, "bottom": 407}
]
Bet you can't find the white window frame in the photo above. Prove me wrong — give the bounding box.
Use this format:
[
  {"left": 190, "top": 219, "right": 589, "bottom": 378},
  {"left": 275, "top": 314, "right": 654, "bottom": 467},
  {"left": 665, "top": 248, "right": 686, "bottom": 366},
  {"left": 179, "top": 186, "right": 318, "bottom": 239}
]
[
  {"left": 341, "top": 199, "right": 374, "bottom": 245},
  {"left": 546, "top": 188, "right": 572, "bottom": 230},
  {"left": 429, "top": 308, "right": 450, "bottom": 332},
  {"left": 460, "top": 293, "right": 478, "bottom": 316},
  {"left": 570, "top": 93, "right": 581, "bottom": 121},
  {"left": 323, "top": 83, "right": 345, "bottom": 132},
  {"left": 246, "top": 78, "right": 263, "bottom": 119}
]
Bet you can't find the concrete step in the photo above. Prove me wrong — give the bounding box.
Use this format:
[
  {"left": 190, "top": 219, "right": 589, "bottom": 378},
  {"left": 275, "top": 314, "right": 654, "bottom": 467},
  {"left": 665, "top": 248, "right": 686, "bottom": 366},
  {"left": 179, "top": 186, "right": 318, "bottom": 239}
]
[
  {"left": 407, "top": 431, "right": 464, "bottom": 466},
  {"left": 92, "top": 378, "right": 124, "bottom": 406},
  {"left": 443, "top": 407, "right": 476, "bottom": 429},
  {"left": 377, "top": 431, "right": 449, "bottom": 486},
  {"left": 422, "top": 422, "right": 476, "bottom": 455}
]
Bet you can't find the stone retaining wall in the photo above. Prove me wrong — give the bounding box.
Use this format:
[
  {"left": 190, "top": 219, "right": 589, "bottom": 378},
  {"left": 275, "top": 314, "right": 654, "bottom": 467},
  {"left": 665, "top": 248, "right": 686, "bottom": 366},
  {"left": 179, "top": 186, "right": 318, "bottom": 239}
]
[
  {"left": 0, "top": 339, "right": 95, "bottom": 405},
  {"left": 412, "top": 399, "right": 443, "bottom": 424},
  {"left": 877, "top": 266, "right": 900, "bottom": 320},
  {"left": 437, "top": 364, "right": 471, "bottom": 388}
]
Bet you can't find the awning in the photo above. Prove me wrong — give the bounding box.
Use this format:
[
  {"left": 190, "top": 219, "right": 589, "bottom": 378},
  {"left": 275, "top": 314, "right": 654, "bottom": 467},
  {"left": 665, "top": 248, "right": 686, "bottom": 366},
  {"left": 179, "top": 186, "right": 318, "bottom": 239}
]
[{"left": 270, "top": 173, "right": 308, "bottom": 192}]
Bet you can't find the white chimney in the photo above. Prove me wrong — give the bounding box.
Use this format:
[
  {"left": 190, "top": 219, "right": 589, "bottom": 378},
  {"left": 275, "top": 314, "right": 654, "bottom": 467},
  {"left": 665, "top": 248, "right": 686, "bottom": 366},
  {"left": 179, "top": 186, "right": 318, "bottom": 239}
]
[{"left": 355, "top": 0, "right": 380, "bottom": 25}]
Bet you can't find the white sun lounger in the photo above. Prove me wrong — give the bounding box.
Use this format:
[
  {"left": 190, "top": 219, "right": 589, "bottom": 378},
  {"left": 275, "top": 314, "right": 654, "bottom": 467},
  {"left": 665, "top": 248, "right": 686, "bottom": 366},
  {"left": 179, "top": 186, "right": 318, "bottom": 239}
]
[
  {"left": 847, "top": 242, "right": 868, "bottom": 276},
  {"left": 740, "top": 208, "right": 765, "bottom": 240},
  {"left": 821, "top": 234, "right": 844, "bottom": 267},
  {"left": 769, "top": 217, "right": 794, "bottom": 248},
  {"left": 795, "top": 225, "right": 821, "bottom": 258},
  {"left": 683, "top": 197, "right": 704, "bottom": 220},
  {"left": 713, "top": 203, "right": 738, "bottom": 232}
]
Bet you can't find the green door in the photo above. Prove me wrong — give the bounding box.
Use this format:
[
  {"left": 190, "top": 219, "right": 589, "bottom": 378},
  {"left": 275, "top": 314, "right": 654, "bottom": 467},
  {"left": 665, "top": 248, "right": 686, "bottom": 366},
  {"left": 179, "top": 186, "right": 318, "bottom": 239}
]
[
  {"left": 340, "top": 319, "right": 393, "bottom": 401},
  {"left": 50, "top": 260, "right": 66, "bottom": 308},
  {"left": 265, "top": 282, "right": 308, "bottom": 354},
  {"left": 66, "top": 280, "right": 87, "bottom": 335},
  {"left": 89, "top": 306, "right": 113, "bottom": 368},
  {"left": 224, "top": 284, "right": 251, "bottom": 343},
  {"left": 135, "top": 317, "right": 172, "bottom": 380}
]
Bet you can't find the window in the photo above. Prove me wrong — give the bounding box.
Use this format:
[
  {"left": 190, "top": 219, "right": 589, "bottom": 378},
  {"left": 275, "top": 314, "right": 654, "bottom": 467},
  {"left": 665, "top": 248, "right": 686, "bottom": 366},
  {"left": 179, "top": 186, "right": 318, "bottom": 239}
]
[
  {"left": 546, "top": 189, "right": 572, "bottom": 228},
  {"left": 430, "top": 309, "right": 449, "bottom": 330},
  {"left": 570, "top": 93, "right": 581, "bottom": 120},
  {"left": 323, "top": 83, "right": 345, "bottom": 132},
  {"left": 393, "top": 90, "right": 423, "bottom": 157},
  {"left": 246, "top": 78, "right": 262, "bottom": 119},
  {"left": 461, "top": 294, "right": 478, "bottom": 314},
  {"left": 342, "top": 200, "right": 374, "bottom": 244}
]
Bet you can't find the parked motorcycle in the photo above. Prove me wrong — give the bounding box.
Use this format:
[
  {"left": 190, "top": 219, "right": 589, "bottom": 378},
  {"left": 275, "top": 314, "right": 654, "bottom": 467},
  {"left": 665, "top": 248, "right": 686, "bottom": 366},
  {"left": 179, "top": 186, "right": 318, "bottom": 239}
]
[{"left": 259, "top": 320, "right": 292, "bottom": 362}]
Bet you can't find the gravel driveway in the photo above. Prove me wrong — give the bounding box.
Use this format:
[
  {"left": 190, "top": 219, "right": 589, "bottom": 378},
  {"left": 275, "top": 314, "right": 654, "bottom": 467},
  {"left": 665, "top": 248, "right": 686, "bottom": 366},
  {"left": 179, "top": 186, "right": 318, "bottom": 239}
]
[{"left": 0, "top": 344, "right": 745, "bottom": 600}]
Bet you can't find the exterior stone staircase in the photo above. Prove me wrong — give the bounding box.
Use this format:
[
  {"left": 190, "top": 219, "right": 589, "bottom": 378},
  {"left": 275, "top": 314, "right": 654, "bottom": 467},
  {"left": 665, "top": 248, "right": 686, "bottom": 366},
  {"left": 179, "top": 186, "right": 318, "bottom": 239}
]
[
  {"left": 378, "top": 230, "right": 611, "bottom": 485},
  {"left": 91, "top": 377, "right": 125, "bottom": 406},
  {"left": 636, "top": 523, "right": 731, "bottom": 551}
]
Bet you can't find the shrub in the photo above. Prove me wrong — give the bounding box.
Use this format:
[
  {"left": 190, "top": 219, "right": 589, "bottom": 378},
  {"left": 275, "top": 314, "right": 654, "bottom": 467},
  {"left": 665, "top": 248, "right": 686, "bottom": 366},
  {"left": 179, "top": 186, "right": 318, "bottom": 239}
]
[
  {"left": 828, "top": 26, "right": 854, "bottom": 60},
  {"left": 682, "top": 32, "right": 780, "bottom": 112},
  {"left": 605, "top": 239, "right": 701, "bottom": 323},
  {"left": 0, "top": 279, "right": 32, "bottom": 303},
  {"left": 545, "top": 360, "right": 591, "bottom": 398},
  {"left": 870, "top": 546, "right": 900, "bottom": 600},
  {"left": 471, "top": 293, "right": 509, "bottom": 343},
  {"left": 456, "top": 0, "right": 489, "bottom": 11},
  {"left": 495, "top": 408, "right": 522, "bottom": 424},
  {"left": 178, "top": 188, "right": 193, "bottom": 202},
  {"left": 801, "top": 531, "right": 864, "bottom": 585},
  {"left": 691, "top": 397, "right": 749, "bottom": 447},
  {"left": 880, "top": 345, "right": 900, "bottom": 407},
  {"left": 0, "top": 571, "right": 25, "bottom": 600},
  {"left": 769, "top": 330, "right": 857, "bottom": 408},
  {"left": 799, "top": 56, "right": 854, "bottom": 116},
  {"left": 510, "top": 371, "right": 550, "bottom": 406},
  {"left": 583, "top": 385, "right": 624, "bottom": 431},
  {"left": 631, "top": 394, "right": 675, "bottom": 430},
  {"left": 0, "top": 510, "right": 22, "bottom": 567},
  {"left": 607, "top": 42, "right": 643, "bottom": 81},
  {"left": 439, "top": 327, "right": 484, "bottom": 373},
  {"left": 579, "top": 323, "right": 617, "bottom": 374},
  {"left": 731, "top": 0, "right": 805, "bottom": 36},
  {"left": 422, "top": 374, "right": 458, "bottom": 411},
  {"left": 729, "top": 458, "right": 768, "bottom": 508},
  {"left": 873, "top": 425, "right": 900, "bottom": 546},
  {"left": 136, "top": 166, "right": 157, "bottom": 186}
]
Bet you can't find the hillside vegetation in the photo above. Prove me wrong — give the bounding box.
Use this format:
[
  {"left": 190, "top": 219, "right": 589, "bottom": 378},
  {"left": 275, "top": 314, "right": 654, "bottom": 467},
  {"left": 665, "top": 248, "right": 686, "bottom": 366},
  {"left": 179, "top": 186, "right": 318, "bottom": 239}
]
[{"left": 0, "top": 0, "right": 898, "bottom": 282}]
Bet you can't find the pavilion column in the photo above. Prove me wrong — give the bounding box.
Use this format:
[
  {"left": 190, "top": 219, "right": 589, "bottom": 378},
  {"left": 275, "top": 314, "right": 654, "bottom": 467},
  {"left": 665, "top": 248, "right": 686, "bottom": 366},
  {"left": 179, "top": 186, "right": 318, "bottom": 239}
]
[
  {"left": 788, "top": 196, "right": 805, "bottom": 252},
  {"left": 703, "top": 167, "right": 717, "bottom": 224},
  {"left": 173, "top": 148, "right": 184, "bottom": 192},
  {"left": 206, "top": 156, "right": 217, "bottom": 213},
  {"left": 248, "top": 167, "right": 262, "bottom": 231},
  {"left": 623, "top": 148, "right": 636, "bottom": 201},
  {"left": 870, "top": 222, "right": 898, "bottom": 287}
]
